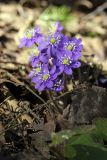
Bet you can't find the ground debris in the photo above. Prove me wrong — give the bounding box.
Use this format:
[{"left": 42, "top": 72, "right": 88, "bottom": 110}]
[{"left": 65, "top": 84, "right": 107, "bottom": 125}]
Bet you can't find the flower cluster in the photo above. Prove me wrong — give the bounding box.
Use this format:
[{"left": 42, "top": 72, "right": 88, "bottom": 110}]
[{"left": 19, "top": 22, "right": 83, "bottom": 92}]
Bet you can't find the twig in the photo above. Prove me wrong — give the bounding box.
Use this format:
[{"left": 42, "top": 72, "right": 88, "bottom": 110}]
[
  {"left": 83, "top": 1, "right": 107, "bottom": 20},
  {"left": 47, "top": 90, "right": 61, "bottom": 113},
  {"left": 33, "top": 90, "right": 73, "bottom": 111},
  {"left": 23, "top": 105, "right": 40, "bottom": 123},
  {"left": 78, "top": 68, "right": 82, "bottom": 83},
  {"left": 3, "top": 71, "right": 73, "bottom": 113},
  {"left": 25, "top": 84, "right": 49, "bottom": 109},
  {"left": 0, "top": 96, "right": 12, "bottom": 106},
  {"left": 0, "top": 120, "right": 23, "bottom": 136},
  {"left": 0, "top": 60, "right": 28, "bottom": 66},
  {"left": 5, "top": 72, "right": 49, "bottom": 109}
]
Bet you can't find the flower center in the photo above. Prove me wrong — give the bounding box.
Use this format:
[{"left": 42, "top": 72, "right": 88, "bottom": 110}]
[
  {"left": 51, "top": 26, "right": 56, "bottom": 33},
  {"left": 63, "top": 58, "right": 69, "bottom": 65},
  {"left": 51, "top": 38, "right": 56, "bottom": 44},
  {"left": 67, "top": 45, "right": 74, "bottom": 51},
  {"left": 43, "top": 74, "right": 49, "bottom": 81},
  {"left": 49, "top": 23, "right": 58, "bottom": 34},
  {"left": 25, "top": 29, "right": 34, "bottom": 39},
  {"left": 26, "top": 33, "right": 33, "bottom": 38},
  {"left": 31, "top": 46, "right": 39, "bottom": 56},
  {"left": 36, "top": 67, "right": 41, "bottom": 73}
]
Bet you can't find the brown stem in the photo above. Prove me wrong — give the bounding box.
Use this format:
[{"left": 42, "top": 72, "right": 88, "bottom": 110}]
[{"left": 47, "top": 90, "right": 62, "bottom": 114}]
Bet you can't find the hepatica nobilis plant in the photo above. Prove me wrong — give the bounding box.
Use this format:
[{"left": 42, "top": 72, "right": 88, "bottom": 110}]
[{"left": 19, "top": 22, "right": 83, "bottom": 92}]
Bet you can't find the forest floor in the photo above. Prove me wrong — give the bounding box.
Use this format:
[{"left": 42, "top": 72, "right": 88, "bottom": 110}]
[{"left": 0, "top": 0, "right": 107, "bottom": 159}]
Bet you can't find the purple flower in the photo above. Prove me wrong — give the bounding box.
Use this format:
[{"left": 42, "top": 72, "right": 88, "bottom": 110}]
[
  {"left": 19, "top": 27, "right": 43, "bottom": 48},
  {"left": 54, "top": 50, "right": 81, "bottom": 75},
  {"left": 31, "top": 65, "right": 58, "bottom": 91},
  {"left": 30, "top": 54, "right": 48, "bottom": 67},
  {"left": 38, "top": 32, "right": 63, "bottom": 57},
  {"left": 59, "top": 36, "right": 83, "bottom": 60},
  {"left": 28, "top": 64, "right": 42, "bottom": 78},
  {"left": 63, "top": 37, "right": 83, "bottom": 51},
  {"left": 52, "top": 78, "right": 64, "bottom": 92},
  {"left": 20, "top": 21, "right": 83, "bottom": 92},
  {"left": 49, "top": 21, "right": 63, "bottom": 34}
]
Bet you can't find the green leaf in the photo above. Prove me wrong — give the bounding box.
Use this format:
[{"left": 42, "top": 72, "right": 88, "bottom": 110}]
[
  {"left": 50, "top": 121, "right": 107, "bottom": 160},
  {"left": 64, "top": 144, "right": 76, "bottom": 158},
  {"left": 69, "top": 133, "right": 96, "bottom": 146},
  {"left": 51, "top": 130, "right": 72, "bottom": 146},
  {"left": 64, "top": 133, "right": 107, "bottom": 159},
  {"left": 72, "top": 145, "right": 107, "bottom": 160},
  {"left": 95, "top": 118, "right": 107, "bottom": 140},
  {"left": 39, "top": 5, "right": 70, "bottom": 22}
]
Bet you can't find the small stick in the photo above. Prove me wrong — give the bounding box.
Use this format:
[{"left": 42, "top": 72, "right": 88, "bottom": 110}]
[
  {"left": 0, "top": 96, "right": 11, "bottom": 106},
  {"left": 33, "top": 90, "right": 73, "bottom": 111},
  {"left": 6, "top": 71, "right": 49, "bottom": 109},
  {"left": 0, "top": 60, "right": 28, "bottom": 66},
  {"left": 83, "top": 2, "right": 107, "bottom": 20}
]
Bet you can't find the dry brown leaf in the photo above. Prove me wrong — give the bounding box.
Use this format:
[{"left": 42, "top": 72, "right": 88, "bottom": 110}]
[
  {"left": 30, "top": 131, "right": 51, "bottom": 159},
  {"left": 19, "top": 114, "right": 33, "bottom": 123}
]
